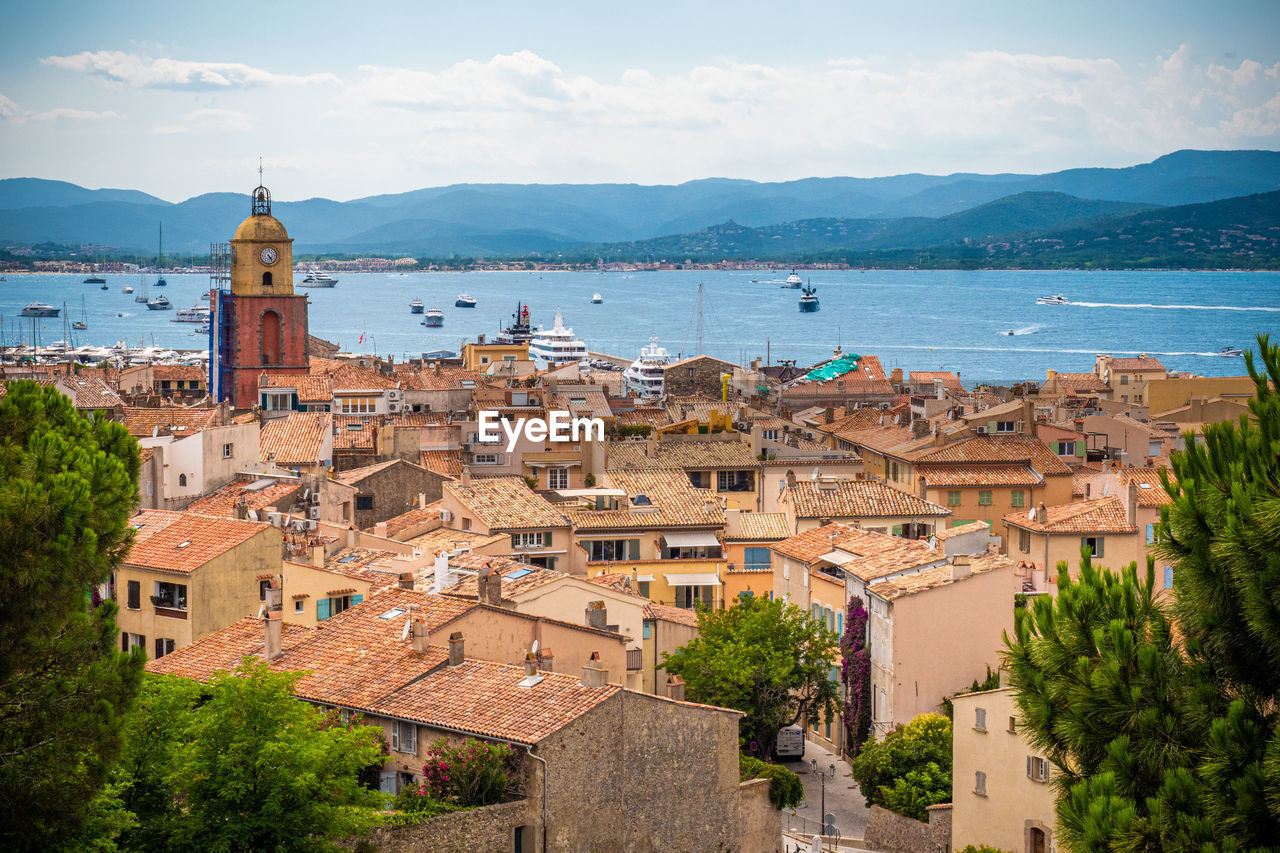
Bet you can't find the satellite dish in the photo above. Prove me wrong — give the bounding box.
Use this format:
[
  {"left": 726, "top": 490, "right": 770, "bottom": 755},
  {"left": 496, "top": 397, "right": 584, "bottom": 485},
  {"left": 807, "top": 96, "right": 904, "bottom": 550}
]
[
  {"left": 811, "top": 468, "right": 819, "bottom": 481},
  {"left": 531, "top": 639, "right": 539, "bottom": 654},
  {"left": 257, "top": 604, "right": 265, "bottom": 619},
  {"left": 402, "top": 619, "right": 411, "bottom": 640}
]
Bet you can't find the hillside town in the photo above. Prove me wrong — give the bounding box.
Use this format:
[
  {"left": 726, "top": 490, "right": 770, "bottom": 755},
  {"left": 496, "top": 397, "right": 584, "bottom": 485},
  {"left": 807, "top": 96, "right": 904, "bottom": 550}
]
[{"left": 2, "top": 184, "right": 1268, "bottom": 853}]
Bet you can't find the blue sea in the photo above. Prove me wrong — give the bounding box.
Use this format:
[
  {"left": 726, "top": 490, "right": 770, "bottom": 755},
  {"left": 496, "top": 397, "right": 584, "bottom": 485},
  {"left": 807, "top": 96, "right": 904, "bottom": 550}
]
[{"left": 3, "top": 269, "right": 1278, "bottom": 382}]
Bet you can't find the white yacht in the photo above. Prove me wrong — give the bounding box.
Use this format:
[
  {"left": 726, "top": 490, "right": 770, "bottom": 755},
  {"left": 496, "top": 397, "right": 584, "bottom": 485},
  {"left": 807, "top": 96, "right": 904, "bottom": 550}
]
[
  {"left": 147, "top": 295, "right": 172, "bottom": 311},
  {"left": 528, "top": 310, "right": 588, "bottom": 369},
  {"left": 300, "top": 267, "right": 338, "bottom": 287},
  {"left": 624, "top": 336, "right": 671, "bottom": 398},
  {"left": 173, "top": 304, "right": 210, "bottom": 323},
  {"left": 422, "top": 307, "right": 444, "bottom": 328},
  {"left": 782, "top": 270, "right": 803, "bottom": 288},
  {"left": 410, "top": 298, "right": 424, "bottom": 314},
  {"left": 591, "top": 293, "right": 603, "bottom": 304},
  {"left": 1036, "top": 294, "right": 1069, "bottom": 305}
]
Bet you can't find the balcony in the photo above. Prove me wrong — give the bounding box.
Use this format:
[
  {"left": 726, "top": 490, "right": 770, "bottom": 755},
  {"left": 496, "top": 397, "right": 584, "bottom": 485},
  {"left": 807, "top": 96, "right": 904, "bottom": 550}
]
[
  {"left": 626, "top": 648, "right": 643, "bottom": 671},
  {"left": 151, "top": 594, "right": 188, "bottom": 620}
]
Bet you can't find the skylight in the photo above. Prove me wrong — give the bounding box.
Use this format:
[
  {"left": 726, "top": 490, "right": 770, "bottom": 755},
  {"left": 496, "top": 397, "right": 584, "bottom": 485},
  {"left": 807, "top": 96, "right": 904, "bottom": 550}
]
[
  {"left": 1139, "top": 483, "right": 1153, "bottom": 489},
  {"left": 377, "top": 607, "right": 408, "bottom": 620},
  {"left": 517, "top": 674, "right": 544, "bottom": 688},
  {"left": 506, "top": 568, "right": 532, "bottom": 579},
  {"left": 338, "top": 554, "right": 359, "bottom": 563},
  {"left": 176, "top": 541, "right": 191, "bottom": 549}
]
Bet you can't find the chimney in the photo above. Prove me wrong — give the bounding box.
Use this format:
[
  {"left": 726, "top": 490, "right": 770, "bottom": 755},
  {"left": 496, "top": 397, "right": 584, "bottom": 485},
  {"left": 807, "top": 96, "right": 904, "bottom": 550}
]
[
  {"left": 1190, "top": 396, "right": 1205, "bottom": 423},
  {"left": 950, "top": 554, "right": 972, "bottom": 581},
  {"left": 460, "top": 466, "right": 472, "bottom": 487},
  {"left": 537, "top": 648, "right": 554, "bottom": 672},
  {"left": 890, "top": 367, "right": 903, "bottom": 386},
  {"left": 911, "top": 417, "right": 929, "bottom": 439},
  {"left": 581, "top": 650, "right": 608, "bottom": 688},
  {"left": 750, "top": 423, "right": 763, "bottom": 456},
  {"left": 375, "top": 521, "right": 389, "bottom": 539},
  {"left": 824, "top": 406, "right": 835, "bottom": 424},
  {"left": 477, "top": 561, "right": 503, "bottom": 606},
  {"left": 666, "top": 674, "right": 686, "bottom": 701},
  {"left": 431, "top": 551, "right": 452, "bottom": 593},
  {"left": 1022, "top": 398, "right": 1035, "bottom": 433},
  {"left": 234, "top": 495, "right": 249, "bottom": 520},
  {"left": 418, "top": 492, "right": 427, "bottom": 509},
  {"left": 448, "top": 631, "right": 464, "bottom": 666},
  {"left": 785, "top": 469, "right": 798, "bottom": 489},
  {"left": 703, "top": 497, "right": 719, "bottom": 514},
  {"left": 263, "top": 611, "right": 283, "bottom": 660},
  {"left": 264, "top": 578, "right": 282, "bottom": 611},
  {"left": 724, "top": 507, "right": 742, "bottom": 538},
  {"left": 1126, "top": 481, "right": 1139, "bottom": 526},
  {"left": 585, "top": 600, "right": 608, "bottom": 630},
  {"left": 524, "top": 652, "right": 538, "bottom": 677},
  {"left": 311, "top": 543, "right": 325, "bottom": 567},
  {"left": 410, "top": 617, "right": 430, "bottom": 653},
  {"left": 398, "top": 572, "right": 414, "bottom": 590},
  {"left": 1035, "top": 502, "right": 1048, "bottom": 525}
]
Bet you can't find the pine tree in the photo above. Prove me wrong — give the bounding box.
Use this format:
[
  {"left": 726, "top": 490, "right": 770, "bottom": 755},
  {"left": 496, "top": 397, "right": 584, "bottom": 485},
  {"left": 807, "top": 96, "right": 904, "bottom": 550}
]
[
  {"left": 1004, "top": 333, "right": 1280, "bottom": 851},
  {"left": 0, "top": 381, "right": 145, "bottom": 849}
]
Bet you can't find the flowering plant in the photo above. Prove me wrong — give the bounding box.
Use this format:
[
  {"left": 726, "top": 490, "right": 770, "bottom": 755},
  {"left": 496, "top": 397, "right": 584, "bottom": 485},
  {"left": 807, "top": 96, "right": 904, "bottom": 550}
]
[
  {"left": 840, "top": 597, "right": 872, "bottom": 755},
  {"left": 418, "top": 737, "right": 514, "bottom": 806}
]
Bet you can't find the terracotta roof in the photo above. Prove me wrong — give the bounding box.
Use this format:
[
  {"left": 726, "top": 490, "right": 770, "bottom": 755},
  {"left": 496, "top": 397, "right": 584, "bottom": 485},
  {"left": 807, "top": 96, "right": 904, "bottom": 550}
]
[
  {"left": 123, "top": 406, "right": 219, "bottom": 438},
  {"left": 331, "top": 415, "right": 376, "bottom": 450},
  {"left": 406, "top": 526, "right": 506, "bottom": 555},
  {"left": 321, "top": 362, "right": 400, "bottom": 392},
  {"left": 152, "top": 364, "right": 206, "bottom": 382},
  {"left": 643, "top": 603, "right": 701, "bottom": 628},
  {"left": 184, "top": 478, "right": 300, "bottom": 518},
  {"left": 383, "top": 412, "right": 450, "bottom": 426},
  {"left": 318, "top": 551, "right": 413, "bottom": 592},
  {"left": 785, "top": 479, "right": 950, "bottom": 519},
  {"left": 335, "top": 458, "right": 430, "bottom": 485},
  {"left": 770, "top": 522, "right": 862, "bottom": 563},
  {"left": 262, "top": 372, "right": 334, "bottom": 403},
  {"left": 724, "top": 512, "right": 791, "bottom": 541},
  {"left": 586, "top": 573, "right": 647, "bottom": 597},
  {"left": 614, "top": 408, "right": 672, "bottom": 429},
  {"left": 771, "top": 523, "right": 945, "bottom": 582},
  {"left": 1003, "top": 496, "right": 1137, "bottom": 534},
  {"left": 417, "top": 367, "right": 488, "bottom": 391},
  {"left": 445, "top": 554, "right": 564, "bottom": 599},
  {"left": 59, "top": 376, "right": 125, "bottom": 409},
  {"left": 908, "top": 371, "right": 965, "bottom": 393},
  {"left": 838, "top": 425, "right": 934, "bottom": 459},
  {"left": 662, "top": 394, "right": 737, "bottom": 424},
  {"left": 1054, "top": 372, "right": 1110, "bottom": 394},
  {"left": 367, "top": 502, "right": 444, "bottom": 539},
  {"left": 919, "top": 463, "right": 1044, "bottom": 488},
  {"left": 914, "top": 434, "right": 1072, "bottom": 475},
  {"left": 932, "top": 521, "right": 993, "bottom": 541},
  {"left": 420, "top": 449, "right": 466, "bottom": 479},
  {"left": 568, "top": 468, "right": 725, "bottom": 531},
  {"left": 869, "top": 553, "right": 1011, "bottom": 600},
  {"left": 126, "top": 510, "right": 273, "bottom": 573},
  {"left": 364, "top": 660, "right": 619, "bottom": 745},
  {"left": 607, "top": 438, "right": 758, "bottom": 471},
  {"left": 260, "top": 412, "right": 331, "bottom": 465},
  {"left": 1108, "top": 357, "right": 1165, "bottom": 372},
  {"left": 1118, "top": 468, "right": 1175, "bottom": 507},
  {"left": 446, "top": 475, "right": 569, "bottom": 531}
]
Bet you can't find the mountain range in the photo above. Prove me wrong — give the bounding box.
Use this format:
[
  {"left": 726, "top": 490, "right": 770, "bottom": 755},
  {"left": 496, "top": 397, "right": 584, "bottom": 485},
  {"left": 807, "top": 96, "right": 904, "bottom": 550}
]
[{"left": 1, "top": 149, "right": 1278, "bottom": 259}]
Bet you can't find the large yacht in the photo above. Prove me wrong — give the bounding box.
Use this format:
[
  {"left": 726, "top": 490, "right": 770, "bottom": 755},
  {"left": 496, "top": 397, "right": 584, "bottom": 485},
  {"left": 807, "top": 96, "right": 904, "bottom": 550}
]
[
  {"left": 799, "top": 282, "right": 820, "bottom": 312},
  {"left": 410, "top": 298, "right": 424, "bottom": 314},
  {"left": 496, "top": 302, "right": 535, "bottom": 345},
  {"left": 422, "top": 307, "right": 444, "bottom": 328},
  {"left": 300, "top": 267, "right": 338, "bottom": 287},
  {"left": 21, "top": 301, "right": 59, "bottom": 317},
  {"left": 455, "top": 294, "right": 477, "bottom": 308},
  {"left": 624, "top": 336, "right": 672, "bottom": 398},
  {"left": 528, "top": 310, "right": 588, "bottom": 369},
  {"left": 782, "top": 270, "right": 803, "bottom": 288},
  {"left": 173, "top": 304, "right": 210, "bottom": 323},
  {"left": 147, "top": 295, "right": 173, "bottom": 311}
]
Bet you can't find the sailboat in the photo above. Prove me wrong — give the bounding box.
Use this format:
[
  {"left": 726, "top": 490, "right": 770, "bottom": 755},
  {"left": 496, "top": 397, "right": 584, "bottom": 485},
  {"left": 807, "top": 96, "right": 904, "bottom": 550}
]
[
  {"left": 72, "top": 295, "right": 88, "bottom": 330},
  {"left": 154, "top": 223, "right": 167, "bottom": 286},
  {"left": 135, "top": 275, "right": 149, "bottom": 303}
]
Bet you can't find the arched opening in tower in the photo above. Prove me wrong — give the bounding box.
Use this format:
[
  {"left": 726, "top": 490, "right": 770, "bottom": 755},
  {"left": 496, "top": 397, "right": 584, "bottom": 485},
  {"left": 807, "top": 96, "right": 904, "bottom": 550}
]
[{"left": 261, "top": 310, "right": 282, "bottom": 365}]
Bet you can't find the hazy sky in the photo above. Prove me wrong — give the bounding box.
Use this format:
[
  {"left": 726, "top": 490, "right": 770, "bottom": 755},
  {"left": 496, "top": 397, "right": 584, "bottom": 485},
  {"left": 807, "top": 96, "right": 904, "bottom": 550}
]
[{"left": 2, "top": 0, "right": 1277, "bottom": 201}]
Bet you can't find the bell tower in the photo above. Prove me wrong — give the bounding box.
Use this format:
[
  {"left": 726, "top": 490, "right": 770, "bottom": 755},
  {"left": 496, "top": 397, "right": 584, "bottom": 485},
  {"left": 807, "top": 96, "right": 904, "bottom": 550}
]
[{"left": 209, "top": 173, "right": 310, "bottom": 409}]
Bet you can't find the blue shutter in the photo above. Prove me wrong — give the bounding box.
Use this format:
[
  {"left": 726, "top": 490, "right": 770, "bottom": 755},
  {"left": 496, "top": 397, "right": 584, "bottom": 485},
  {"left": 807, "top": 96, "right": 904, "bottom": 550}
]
[
  {"left": 1164, "top": 566, "right": 1174, "bottom": 589},
  {"left": 317, "top": 598, "right": 330, "bottom": 621},
  {"left": 1146, "top": 524, "right": 1155, "bottom": 545},
  {"left": 837, "top": 612, "right": 844, "bottom": 636},
  {"left": 352, "top": 594, "right": 364, "bottom": 605}
]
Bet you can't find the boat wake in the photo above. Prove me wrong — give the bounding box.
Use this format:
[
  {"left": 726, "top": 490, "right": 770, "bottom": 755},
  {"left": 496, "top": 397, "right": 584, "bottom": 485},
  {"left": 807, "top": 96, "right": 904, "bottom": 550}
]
[
  {"left": 1072, "top": 301, "right": 1280, "bottom": 313},
  {"left": 1001, "top": 324, "right": 1043, "bottom": 336}
]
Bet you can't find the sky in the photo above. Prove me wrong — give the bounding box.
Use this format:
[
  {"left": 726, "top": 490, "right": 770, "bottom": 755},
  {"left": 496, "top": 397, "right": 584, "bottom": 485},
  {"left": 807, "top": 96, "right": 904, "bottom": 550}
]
[{"left": 1, "top": 0, "right": 1278, "bottom": 202}]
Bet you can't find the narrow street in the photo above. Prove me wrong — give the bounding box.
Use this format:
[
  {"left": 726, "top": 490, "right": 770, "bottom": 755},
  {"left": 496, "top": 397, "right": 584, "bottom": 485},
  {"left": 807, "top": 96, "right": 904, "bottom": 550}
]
[{"left": 779, "top": 739, "right": 870, "bottom": 844}]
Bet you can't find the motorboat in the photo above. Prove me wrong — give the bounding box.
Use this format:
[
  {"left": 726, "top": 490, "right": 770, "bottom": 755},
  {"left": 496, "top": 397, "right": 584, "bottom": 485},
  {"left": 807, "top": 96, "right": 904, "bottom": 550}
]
[
  {"left": 591, "top": 293, "right": 603, "bottom": 304},
  {"left": 83, "top": 275, "right": 106, "bottom": 284},
  {"left": 72, "top": 320, "right": 87, "bottom": 330},
  {"left": 123, "top": 285, "right": 134, "bottom": 294},
  {"left": 195, "top": 323, "right": 210, "bottom": 335},
  {"left": 100, "top": 282, "right": 108, "bottom": 290},
  {"left": 147, "top": 295, "right": 173, "bottom": 311},
  {"left": 496, "top": 302, "right": 535, "bottom": 344},
  {"left": 528, "top": 310, "right": 588, "bottom": 369},
  {"left": 173, "top": 304, "right": 210, "bottom": 323},
  {"left": 1219, "top": 346, "right": 1245, "bottom": 357},
  {"left": 21, "top": 302, "right": 59, "bottom": 317},
  {"left": 300, "top": 267, "right": 338, "bottom": 287},
  {"left": 783, "top": 270, "right": 803, "bottom": 288},
  {"left": 624, "top": 336, "right": 671, "bottom": 398},
  {"left": 1036, "top": 294, "right": 1069, "bottom": 305},
  {"left": 422, "top": 307, "right": 444, "bottom": 327},
  {"left": 455, "top": 294, "right": 477, "bottom": 308},
  {"left": 1002, "top": 329, "right": 1015, "bottom": 336},
  {"left": 410, "top": 298, "right": 424, "bottom": 314},
  {"left": 799, "top": 282, "right": 820, "bottom": 312}
]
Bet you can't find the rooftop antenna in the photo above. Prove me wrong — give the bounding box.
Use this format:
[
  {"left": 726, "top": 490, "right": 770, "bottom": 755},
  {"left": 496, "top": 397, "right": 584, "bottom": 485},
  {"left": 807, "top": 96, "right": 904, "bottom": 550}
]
[{"left": 258, "top": 156, "right": 263, "bottom": 186}]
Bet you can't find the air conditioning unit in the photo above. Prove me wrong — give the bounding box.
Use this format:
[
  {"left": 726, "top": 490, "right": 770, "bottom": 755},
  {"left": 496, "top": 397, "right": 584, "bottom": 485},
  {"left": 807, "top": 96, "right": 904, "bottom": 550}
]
[
  {"left": 976, "top": 425, "right": 987, "bottom": 434},
  {"left": 439, "top": 508, "right": 453, "bottom": 523},
  {"left": 304, "top": 519, "right": 318, "bottom": 531},
  {"left": 266, "top": 511, "right": 283, "bottom": 526},
  {"left": 308, "top": 506, "right": 321, "bottom": 520},
  {"left": 290, "top": 519, "right": 307, "bottom": 532},
  {"left": 309, "top": 492, "right": 321, "bottom": 505}
]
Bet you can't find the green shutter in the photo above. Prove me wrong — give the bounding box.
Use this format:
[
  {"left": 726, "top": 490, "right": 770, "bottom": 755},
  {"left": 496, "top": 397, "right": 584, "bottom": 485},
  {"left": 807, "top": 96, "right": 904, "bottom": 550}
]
[
  {"left": 627, "top": 539, "right": 640, "bottom": 560},
  {"left": 1075, "top": 439, "right": 1086, "bottom": 457},
  {"left": 352, "top": 594, "right": 364, "bottom": 605},
  {"left": 317, "top": 598, "right": 330, "bottom": 621}
]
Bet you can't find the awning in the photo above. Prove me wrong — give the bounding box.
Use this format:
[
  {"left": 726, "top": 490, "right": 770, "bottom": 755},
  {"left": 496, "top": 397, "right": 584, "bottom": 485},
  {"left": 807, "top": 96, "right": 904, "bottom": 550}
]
[
  {"left": 664, "top": 572, "right": 721, "bottom": 587},
  {"left": 818, "top": 550, "right": 856, "bottom": 565},
  {"left": 635, "top": 574, "right": 654, "bottom": 583},
  {"left": 661, "top": 530, "right": 722, "bottom": 548},
  {"left": 525, "top": 459, "right": 582, "bottom": 468}
]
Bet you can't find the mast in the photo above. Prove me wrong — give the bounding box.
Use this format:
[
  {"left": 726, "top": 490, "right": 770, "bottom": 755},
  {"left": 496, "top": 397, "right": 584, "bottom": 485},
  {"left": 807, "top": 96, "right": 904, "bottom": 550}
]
[{"left": 696, "top": 282, "right": 703, "bottom": 355}]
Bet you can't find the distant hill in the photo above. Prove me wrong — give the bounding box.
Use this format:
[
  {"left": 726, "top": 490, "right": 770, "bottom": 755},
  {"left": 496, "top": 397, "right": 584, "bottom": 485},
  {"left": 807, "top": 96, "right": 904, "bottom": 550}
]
[{"left": 0, "top": 150, "right": 1277, "bottom": 257}]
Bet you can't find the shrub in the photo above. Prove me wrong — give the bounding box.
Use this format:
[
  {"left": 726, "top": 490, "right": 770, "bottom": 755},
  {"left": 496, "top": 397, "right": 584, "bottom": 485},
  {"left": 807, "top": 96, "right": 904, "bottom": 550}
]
[
  {"left": 740, "top": 754, "right": 805, "bottom": 810},
  {"left": 850, "top": 713, "right": 952, "bottom": 817},
  {"left": 583, "top": 473, "right": 596, "bottom": 487},
  {"left": 419, "top": 738, "right": 514, "bottom": 807},
  {"left": 959, "top": 846, "right": 1014, "bottom": 853}
]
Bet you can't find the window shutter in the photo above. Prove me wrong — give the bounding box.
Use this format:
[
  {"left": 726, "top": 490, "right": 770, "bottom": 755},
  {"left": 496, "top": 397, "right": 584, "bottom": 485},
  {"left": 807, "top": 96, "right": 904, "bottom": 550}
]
[
  {"left": 1075, "top": 440, "right": 1086, "bottom": 457},
  {"left": 1027, "top": 756, "right": 1033, "bottom": 779},
  {"left": 352, "top": 594, "right": 363, "bottom": 605},
  {"left": 154, "top": 638, "right": 163, "bottom": 659},
  {"left": 317, "top": 598, "right": 330, "bottom": 621},
  {"left": 291, "top": 393, "right": 299, "bottom": 410},
  {"left": 1096, "top": 538, "right": 1104, "bottom": 558},
  {"left": 1164, "top": 566, "right": 1173, "bottom": 589},
  {"left": 127, "top": 580, "right": 140, "bottom": 610},
  {"left": 122, "top": 633, "right": 129, "bottom": 652},
  {"left": 390, "top": 722, "right": 399, "bottom": 751},
  {"left": 628, "top": 539, "right": 640, "bottom": 560}
]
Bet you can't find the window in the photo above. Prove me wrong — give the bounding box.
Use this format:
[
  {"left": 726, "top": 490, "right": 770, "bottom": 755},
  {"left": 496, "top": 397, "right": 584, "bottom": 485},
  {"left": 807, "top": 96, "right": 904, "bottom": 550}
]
[
  {"left": 978, "top": 490, "right": 993, "bottom": 506},
  {"left": 511, "top": 531, "right": 546, "bottom": 549},
  {"left": 1027, "top": 756, "right": 1050, "bottom": 782},
  {"left": 223, "top": 443, "right": 233, "bottom": 458},
  {"left": 262, "top": 391, "right": 292, "bottom": 411},
  {"left": 260, "top": 310, "right": 281, "bottom": 365},
  {"left": 1120, "top": 375, "right": 1129, "bottom": 385},
  {"left": 642, "top": 622, "right": 652, "bottom": 639},
  {"left": 1011, "top": 490, "right": 1025, "bottom": 508},
  {"left": 339, "top": 396, "right": 377, "bottom": 414},
  {"left": 1164, "top": 566, "right": 1174, "bottom": 589},
  {"left": 996, "top": 421, "right": 1015, "bottom": 433},
  {"left": 975, "top": 771, "right": 987, "bottom": 796},
  {"left": 259, "top": 579, "right": 271, "bottom": 600},
  {"left": 1146, "top": 524, "right": 1155, "bottom": 545},
  {"left": 178, "top": 473, "right": 188, "bottom": 488},
  {"left": 637, "top": 580, "right": 650, "bottom": 599},
  {"left": 390, "top": 720, "right": 417, "bottom": 754},
  {"left": 153, "top": 581, "right": 187, "bottom": 610},
  {"left": 127, "top": 580, "right": 140, "bottom": 610},
  {"left": 974, "top": 707, "right": 987, "bottom": 731},
  {"left": 473, "top": 453, "right": 499, "bottom": 465},
  {"left": 1019, "top": 529, "right": 1031, "bottom": 553},
  {"left": 587, "top": 539, "right": 639, "bottom": 561},
  {"left": 1008, "top": 716, "right": 1017, "bottom": 733},
  {"left": 355, "top": 495, "right": 374, "bottom": 511},
  {"left": 947, "top": 490, "right": 962, "bottom": 507},
  {"left": 1082, "top": 536, "right": 1105, "bottom": 558},
  {"left": 763, "top": 429, "right": 778, "bottom": 441},
  {"left": 547, "top": 467, "right": 569, "bottom": 490},
  {"left": 154, "top": 638, "right": 175, "bottom": 659},
  {"left": 717, "top": 470, "right": 753, "bottom": 492},
  {"left": 687, "top": 367, "right": 695, "bottom": 379},
  {"left": 262, "top": 271, "right": 273, "bottom": 288},
  {"left": 743, "top": 547, "right": 771, "bottom": 571},
  {"left": 122, "top": 632, "right": 145, "bottom": 651},
  {"left": 687, "top": 471, "right": 707, "bottom": 488},
  {"left": 294, "top": 600, "right": 304, "bottom": 614}
]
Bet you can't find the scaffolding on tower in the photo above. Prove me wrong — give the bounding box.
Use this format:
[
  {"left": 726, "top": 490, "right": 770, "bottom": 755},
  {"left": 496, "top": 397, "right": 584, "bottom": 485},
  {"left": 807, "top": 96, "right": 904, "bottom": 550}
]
[{"left": 210, "top": 242, "right": 235, "bottom": 402}]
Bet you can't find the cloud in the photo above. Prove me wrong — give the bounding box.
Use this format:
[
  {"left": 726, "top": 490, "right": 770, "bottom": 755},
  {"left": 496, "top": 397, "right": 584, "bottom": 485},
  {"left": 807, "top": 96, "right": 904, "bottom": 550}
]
[
  {"left": 40, "top": 50, "right": 340, "bottom": 90},
  {"left": 0, "top": 93, "right": 18, "bottom": 118},
  {"left": 30, "top": 108, "right": 121, "bottom": 121},
  {"left": 153, "top": 108, "right": 252, "bottom": 135}
]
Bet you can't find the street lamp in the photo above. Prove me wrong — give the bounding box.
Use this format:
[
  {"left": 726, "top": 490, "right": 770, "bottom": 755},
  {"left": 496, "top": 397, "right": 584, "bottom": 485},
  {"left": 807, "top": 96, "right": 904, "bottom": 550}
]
[{"left": 810, "top": 758, "right": 836, "bottom": 835}]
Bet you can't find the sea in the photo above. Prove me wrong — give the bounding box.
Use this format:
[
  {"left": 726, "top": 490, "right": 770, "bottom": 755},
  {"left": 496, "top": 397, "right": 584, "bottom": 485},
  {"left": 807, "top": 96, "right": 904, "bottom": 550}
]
[{"left": 3, "top": 269, "right": 1278, "bottom": 383}]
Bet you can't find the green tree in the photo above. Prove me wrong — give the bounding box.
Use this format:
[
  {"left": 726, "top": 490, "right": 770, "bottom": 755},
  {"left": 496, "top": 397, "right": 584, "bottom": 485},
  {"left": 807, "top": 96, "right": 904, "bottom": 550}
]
[
  {"left": 662, "top": 595, "right": 838, "bottom": 759},
  {"left": 849, "top": 713, "right": 953, "bottom": 818},
  {"left": 1004, "top": 333, "right": 1280, "bottom": 851},
  {"left": 0, "top": 380, "right": 144, "bottom": 849},
  {"left": 173, "top": 660, "right": 386, "bottom": 852}
]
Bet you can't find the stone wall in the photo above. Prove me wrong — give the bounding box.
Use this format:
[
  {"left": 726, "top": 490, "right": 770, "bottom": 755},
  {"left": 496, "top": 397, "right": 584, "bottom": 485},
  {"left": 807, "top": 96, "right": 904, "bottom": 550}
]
[
  {"left": 663, "top": 356, "right": 739, "bottom": 400},
  {"left": 864, "top": 803, "right": 951, "bottom": 853},
  {"left": 739, "top": 778, "right": 781, "bottom": 853},
  {"left": 343, "top": 799, "right": 535, "bottom": 853}
]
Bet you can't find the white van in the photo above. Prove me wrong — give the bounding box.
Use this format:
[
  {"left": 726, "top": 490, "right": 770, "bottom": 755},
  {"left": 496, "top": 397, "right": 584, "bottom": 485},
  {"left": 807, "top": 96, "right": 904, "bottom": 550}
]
[{"left": 775, "top": 724, "right": 805, "bottom": 760}]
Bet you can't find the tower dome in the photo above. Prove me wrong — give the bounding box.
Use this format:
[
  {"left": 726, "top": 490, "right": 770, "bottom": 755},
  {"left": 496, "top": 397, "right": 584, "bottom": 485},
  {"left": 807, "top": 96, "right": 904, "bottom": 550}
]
[{"left": 229, "top": 182, "right": 293, "bottom": 296}]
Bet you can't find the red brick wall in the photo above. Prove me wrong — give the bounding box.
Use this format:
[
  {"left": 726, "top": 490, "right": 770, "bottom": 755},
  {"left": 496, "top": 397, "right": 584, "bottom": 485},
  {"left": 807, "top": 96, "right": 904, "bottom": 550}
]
[{"left": 228, "top": 294, "right": 310, "bottom": 408}]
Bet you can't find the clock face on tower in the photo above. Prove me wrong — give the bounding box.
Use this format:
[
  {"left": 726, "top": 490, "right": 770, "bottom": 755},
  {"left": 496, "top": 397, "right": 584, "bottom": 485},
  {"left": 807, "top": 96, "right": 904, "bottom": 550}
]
[{"left": 259, "top": 247, "right": 278, "bottom": 265}]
